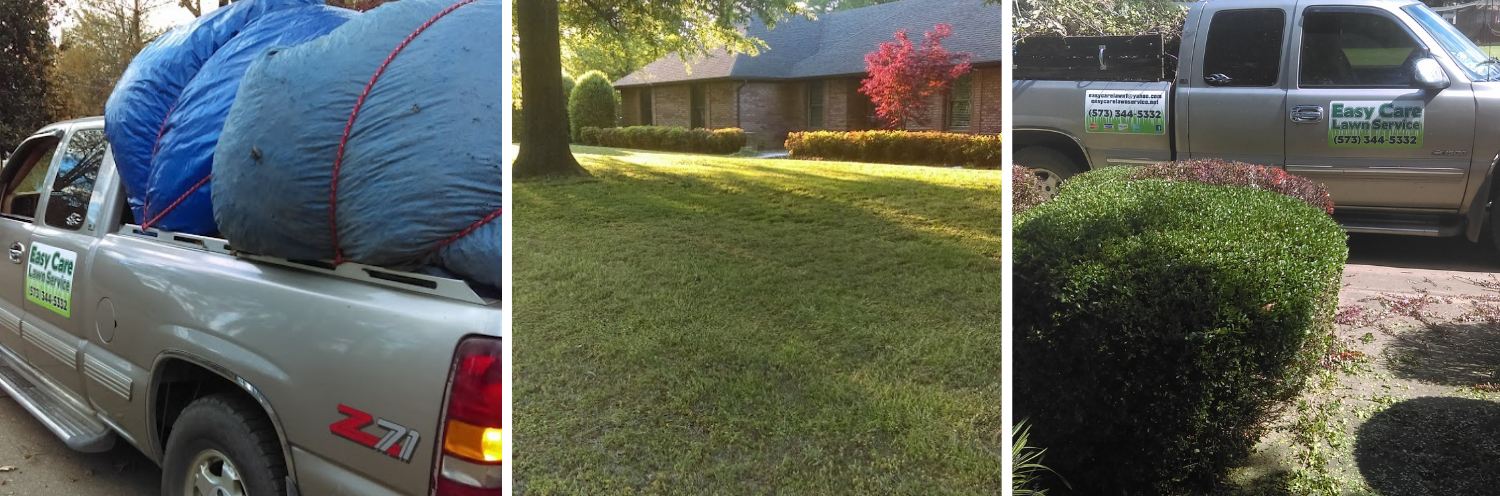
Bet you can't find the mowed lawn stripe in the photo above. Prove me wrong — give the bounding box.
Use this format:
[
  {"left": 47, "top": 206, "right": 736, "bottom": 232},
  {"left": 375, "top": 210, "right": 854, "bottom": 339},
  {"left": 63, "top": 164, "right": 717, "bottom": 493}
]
[{"left": 515, "top": 146, "right": 1002, "bottom": 495}]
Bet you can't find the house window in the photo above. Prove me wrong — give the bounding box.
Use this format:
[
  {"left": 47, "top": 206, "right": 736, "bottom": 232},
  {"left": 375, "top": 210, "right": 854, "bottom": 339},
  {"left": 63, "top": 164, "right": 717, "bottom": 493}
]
[
  {"left": 640, "top": 88, "right": 654, "bottom": 125},
  {"left": 807, "top": 81, "right": 825, "bottom": 129},
  {"left": 691, "top": 84, "right": 707, "bottom": 129},
  {"left": 947, "top": 73, "right": 974, "bottom": 130}
]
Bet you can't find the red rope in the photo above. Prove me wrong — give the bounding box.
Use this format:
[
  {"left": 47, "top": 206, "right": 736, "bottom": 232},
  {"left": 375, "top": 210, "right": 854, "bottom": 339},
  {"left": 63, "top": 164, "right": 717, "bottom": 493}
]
[
  {"left": 141, "top": 174, "right": 212, "bottom": 232},
  {"left": 330, "top": 0, "right": 480, "bottom": 265},
  {"left": 142, "top": 103, "right": 180, "bottom": 218},
  {"left": 431, "top": 206, "right": 501, "bottom": 251}
]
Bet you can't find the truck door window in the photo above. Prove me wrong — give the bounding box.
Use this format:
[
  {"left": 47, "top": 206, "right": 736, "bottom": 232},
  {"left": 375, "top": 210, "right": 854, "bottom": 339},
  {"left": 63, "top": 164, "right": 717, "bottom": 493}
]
[
  {"left": 1300, "top": 11, "right": 1422, "bottom": 87},
  {"left": 1202, "top": 9, "right": 1286, "bottom": 87},
  {"left": 0, "top": 136, "right": 61, "bottom": 222},
  {"left": 44, "top": 129, "right": 105, "bottom": 231}
]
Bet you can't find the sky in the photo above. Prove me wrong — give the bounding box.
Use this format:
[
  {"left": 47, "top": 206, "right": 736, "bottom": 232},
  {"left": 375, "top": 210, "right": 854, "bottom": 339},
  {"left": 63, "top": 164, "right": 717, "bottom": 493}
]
[{"left": 50, "top": 0, "right": 223, "bottom": 39}]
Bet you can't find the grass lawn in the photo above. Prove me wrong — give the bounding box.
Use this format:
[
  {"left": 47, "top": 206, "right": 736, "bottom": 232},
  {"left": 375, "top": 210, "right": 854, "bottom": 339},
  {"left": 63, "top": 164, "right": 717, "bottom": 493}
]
[{"left": 514, "top": 146, "right": 1003, "bottom": 495}]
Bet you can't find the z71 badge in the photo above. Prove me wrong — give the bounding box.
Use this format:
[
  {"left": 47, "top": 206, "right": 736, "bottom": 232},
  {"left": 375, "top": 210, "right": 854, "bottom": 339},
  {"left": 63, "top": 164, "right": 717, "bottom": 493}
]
[{"left": 331, "top": 404, "right": 421, "bottom": 462}]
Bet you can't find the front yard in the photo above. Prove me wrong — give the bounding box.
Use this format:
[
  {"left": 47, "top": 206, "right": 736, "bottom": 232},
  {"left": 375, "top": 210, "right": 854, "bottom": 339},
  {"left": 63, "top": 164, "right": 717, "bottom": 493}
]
[{"left": 513, "top": 147, "right": 1002, "bottom": 494}]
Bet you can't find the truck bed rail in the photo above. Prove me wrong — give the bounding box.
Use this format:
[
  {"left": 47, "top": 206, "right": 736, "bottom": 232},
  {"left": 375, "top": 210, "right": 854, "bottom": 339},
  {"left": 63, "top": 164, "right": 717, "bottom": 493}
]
[{"left": 118, "top": 224, "right": 495, "bottom": 306}]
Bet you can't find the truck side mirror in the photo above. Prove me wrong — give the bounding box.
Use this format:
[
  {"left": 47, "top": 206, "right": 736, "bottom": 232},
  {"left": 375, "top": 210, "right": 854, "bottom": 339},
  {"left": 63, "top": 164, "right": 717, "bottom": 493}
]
[{"left": 1414, "top": 58, "right": 1450, "bottom": 90}]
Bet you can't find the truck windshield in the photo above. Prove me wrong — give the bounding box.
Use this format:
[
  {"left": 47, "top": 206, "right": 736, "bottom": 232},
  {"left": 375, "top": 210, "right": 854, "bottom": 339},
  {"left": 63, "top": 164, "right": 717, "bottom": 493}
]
[{"left": 1403, "top": 3, "right": 1499, "bottom": 81}]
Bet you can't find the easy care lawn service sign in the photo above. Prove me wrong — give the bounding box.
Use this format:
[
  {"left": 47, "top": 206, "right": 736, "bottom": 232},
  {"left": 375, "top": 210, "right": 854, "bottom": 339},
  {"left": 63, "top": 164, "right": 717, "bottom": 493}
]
[
  {"left": 1084, "top": 90, "right": 1167, "bottom": 135},
  {"left": 26, "top": 243, "right": 76, "bottom": 317},
  {"left": 1328, "top": 101, "right": 1424, "bottom": 147}
]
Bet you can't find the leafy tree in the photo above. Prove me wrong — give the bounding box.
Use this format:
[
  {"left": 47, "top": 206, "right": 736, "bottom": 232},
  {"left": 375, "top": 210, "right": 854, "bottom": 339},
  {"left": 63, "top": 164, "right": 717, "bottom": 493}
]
[
  {"left": 560, "top": 32, "right": 658, "bottom": 82},
  {"left": 568, "top": 70, "right": 615, "bottom": 140},
  {"left": 859, "top": 23, "right": 971, "bottom": 129},
  {"left": 513, "top": 0, "right": 803, "bottom": 179},
  {"left": 1013, "top": 0, "right": 1187, "bottom": 39},
  {"left": 0, "top": 0, "right": 59, "bottom": 153},
  {"left": 48, "top": 0, "right": 167, "bottom": 119}
]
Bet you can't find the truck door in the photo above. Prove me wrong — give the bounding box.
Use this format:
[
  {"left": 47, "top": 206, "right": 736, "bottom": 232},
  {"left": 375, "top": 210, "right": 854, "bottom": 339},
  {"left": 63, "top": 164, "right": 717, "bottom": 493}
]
[
  {"left": 1180, "top": 3, "right": 1292, "bottom": 166},
  {"left": 1284, "top": 5, "right": 1476, "bottom": 209},
  {"left": 0, "top": 132, "right": 59, "bottom": 361},
  {"left": 17, "top": 126, "right": 109, "bottom": 397}
]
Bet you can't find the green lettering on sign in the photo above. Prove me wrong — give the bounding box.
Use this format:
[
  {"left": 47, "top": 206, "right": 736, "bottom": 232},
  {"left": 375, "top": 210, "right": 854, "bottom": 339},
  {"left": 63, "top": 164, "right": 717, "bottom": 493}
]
[
  {"left": 25, "top": 242, "right": 75, "bottom": 318},
  {"left": 1328, "top": 100, "right": 1424, "bottom": 147}
]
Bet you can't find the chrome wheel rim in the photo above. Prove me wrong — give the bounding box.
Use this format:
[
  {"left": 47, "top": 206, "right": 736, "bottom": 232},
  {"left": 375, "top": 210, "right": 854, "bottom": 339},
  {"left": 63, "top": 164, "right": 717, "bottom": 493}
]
[
  {"left": 184, "top": 449, "right": 246, "bottom": 496},
  {"left": 1034, "top": 168, "right": 1064, "bottom": 199}
]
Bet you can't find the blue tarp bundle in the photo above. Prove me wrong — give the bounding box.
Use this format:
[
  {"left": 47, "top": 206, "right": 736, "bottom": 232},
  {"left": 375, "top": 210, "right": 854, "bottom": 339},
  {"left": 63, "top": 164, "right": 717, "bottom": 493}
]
[
  {"left": 214, "top": 0, "right": 504, "bottom": 288},
  {"left": 105, "top": 0, "right": 322, "bottom": 223},
  {"left": 145, "top": 6, "right": 356, "bottom": 233}
]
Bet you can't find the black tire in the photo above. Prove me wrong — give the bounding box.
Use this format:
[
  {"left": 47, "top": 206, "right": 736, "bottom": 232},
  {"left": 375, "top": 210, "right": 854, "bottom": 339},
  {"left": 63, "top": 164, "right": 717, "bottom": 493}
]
[
  {"left": 1015, "top": 146, "right": 1082, "bottom": 199},
  {"left": 161, "top": 393, "right": 287, "bottom": 496}
]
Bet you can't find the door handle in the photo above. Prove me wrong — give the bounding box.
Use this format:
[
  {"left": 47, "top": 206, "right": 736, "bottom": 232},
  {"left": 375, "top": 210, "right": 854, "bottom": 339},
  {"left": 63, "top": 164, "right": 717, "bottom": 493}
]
[
  {"left": 8, "top": 242, "right": 22, "bottom": 264},
  {"left": 1291, "top": 105, "right": 1325, "bottom": 123},
  {"left": 1098, "top": 44, "right": 1108, "bottom": 70}
]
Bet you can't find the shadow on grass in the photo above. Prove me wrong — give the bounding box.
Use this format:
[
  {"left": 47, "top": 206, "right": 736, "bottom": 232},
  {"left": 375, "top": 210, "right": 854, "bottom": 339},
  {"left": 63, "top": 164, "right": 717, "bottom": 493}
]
[
  {"left": 1354, "top": 397, "right": 1500, "bottom": 496},
  {"left": 1384, "top": 323, "right": 1500, "bottom": 386}
]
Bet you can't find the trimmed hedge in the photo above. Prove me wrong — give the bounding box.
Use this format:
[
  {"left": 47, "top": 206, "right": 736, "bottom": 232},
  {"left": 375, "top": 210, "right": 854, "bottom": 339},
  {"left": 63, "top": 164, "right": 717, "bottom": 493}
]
[
  {"left": 784, "top": 130, "right": 1001, "bottom": 169},
  {"left": 568, "top": 70, "right": 615, "bottom": 141},
  {"left": 1013, "top": 166, "right": 1046, "bottom": 214},
  {"left": 1014, "top": 167, "right": 1347, "bottom": 494},
  {"left": 579, "top": 125, "right": 746, "bottom": 154}
]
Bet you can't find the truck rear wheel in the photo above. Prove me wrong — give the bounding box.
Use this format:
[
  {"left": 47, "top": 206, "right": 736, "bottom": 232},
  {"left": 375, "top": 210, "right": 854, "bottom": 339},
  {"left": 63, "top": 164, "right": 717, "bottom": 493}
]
[
  {"left": 1015, "top": 146, "right": 1082, "bottom": 199},
  {"left": 161, "top": 393, "right": 286, "bottom": 496}
]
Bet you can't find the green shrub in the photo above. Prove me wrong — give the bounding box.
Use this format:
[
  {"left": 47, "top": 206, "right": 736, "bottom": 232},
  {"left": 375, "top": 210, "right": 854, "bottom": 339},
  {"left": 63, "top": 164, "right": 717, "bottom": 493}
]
[
  {"left": 561, "top": 74, "right": 575, "bottom": 141},
  {"left": 568, "top": 70, "right": 617, "bottom": 141},
  {"left": 579, "top": 125, "right": 746, "bottom": 154},
  {"left": 784, "top": 130, "right": 1000, "bottom": 169},
  {"left": 1013, "top": 166, "right": 1046, "bottom": 214},
  {"left": 1013, "top": 420, "right": 1068, "bottom": 496},
  {"left": 1014, "top": 170, "right": 1347, "bottom": 494}
]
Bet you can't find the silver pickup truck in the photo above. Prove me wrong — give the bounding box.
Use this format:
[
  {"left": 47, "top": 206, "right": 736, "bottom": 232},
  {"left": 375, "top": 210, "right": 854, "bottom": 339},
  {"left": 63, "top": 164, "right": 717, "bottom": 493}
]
[
  {"left": 0, "top": 117, "right": 503, "bottom": 496},
  {"left": 1015, "top": 0, "right": 1500, "bottom": 246}
]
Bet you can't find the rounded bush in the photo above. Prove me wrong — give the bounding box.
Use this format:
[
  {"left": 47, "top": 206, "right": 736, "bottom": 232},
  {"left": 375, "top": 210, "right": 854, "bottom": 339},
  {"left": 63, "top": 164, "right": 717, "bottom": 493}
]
[
  {"left": 568, "top": 70, "right": 617, "bottom": 141},
  {"left": 1014, "top": 171, "right": 1347, "bottom": 494}
]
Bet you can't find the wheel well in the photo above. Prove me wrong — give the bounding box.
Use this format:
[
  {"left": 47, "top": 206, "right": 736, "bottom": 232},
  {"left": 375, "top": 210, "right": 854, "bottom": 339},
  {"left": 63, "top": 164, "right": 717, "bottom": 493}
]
[
  {"left": 152, "top": 359, "right": 269, "bottom": 459},
  {"left": 1015, "top": 130, "right": 1090, "bottom": 171}
]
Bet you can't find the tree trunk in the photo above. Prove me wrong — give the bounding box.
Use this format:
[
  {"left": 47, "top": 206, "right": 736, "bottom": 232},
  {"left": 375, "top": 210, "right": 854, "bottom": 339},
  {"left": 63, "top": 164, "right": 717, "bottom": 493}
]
[{"left": 513, "top": 0, "right": 588, "bottom": 179}]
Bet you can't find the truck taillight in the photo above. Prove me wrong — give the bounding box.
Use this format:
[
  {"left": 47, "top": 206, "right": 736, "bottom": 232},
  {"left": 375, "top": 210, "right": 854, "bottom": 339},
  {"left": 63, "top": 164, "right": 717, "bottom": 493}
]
[{"left": 433, "top": 336, "right": 502, "bottom": 495}]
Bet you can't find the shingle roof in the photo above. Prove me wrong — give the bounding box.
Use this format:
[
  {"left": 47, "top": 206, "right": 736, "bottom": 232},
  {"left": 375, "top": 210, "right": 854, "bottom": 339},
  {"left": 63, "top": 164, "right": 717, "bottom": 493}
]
[{"left": 614, "top": 0, "right": 1003, "bottom": 87}]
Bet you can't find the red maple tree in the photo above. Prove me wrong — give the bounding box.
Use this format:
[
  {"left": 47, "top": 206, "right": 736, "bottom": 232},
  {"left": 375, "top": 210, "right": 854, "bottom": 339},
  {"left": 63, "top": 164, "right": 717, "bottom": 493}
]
[{"left": 859, "top": 24, "right": 972, "bottom": 129}]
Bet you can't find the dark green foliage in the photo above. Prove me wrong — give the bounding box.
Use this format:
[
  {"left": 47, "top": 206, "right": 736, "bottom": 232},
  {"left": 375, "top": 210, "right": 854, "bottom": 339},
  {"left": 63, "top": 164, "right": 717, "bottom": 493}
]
[
  {"left": 580, "top": 125, "right": 746, "bottom": 154},
  {"left": 0, "top": 0, "right": 56, "bottom": 153},
  {"left": 784, "top": 130, "right": 1000, "bottom": 169},
  {"left": 568, "top": 70, "right": 616, "bottom": 141},
  {"left": 1014, "top": 169, "right": 1347, "bottom": 494},
  {"left": 560, "top": 74, "right": 575, "bottom": 141}
]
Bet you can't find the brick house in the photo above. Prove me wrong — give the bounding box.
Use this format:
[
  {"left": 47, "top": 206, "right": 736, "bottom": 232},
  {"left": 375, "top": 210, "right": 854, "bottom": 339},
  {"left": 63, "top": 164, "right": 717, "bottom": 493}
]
[{"left": 613, "top": 0, "right": 1002, "bottom": 149}]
